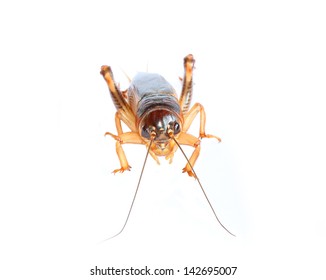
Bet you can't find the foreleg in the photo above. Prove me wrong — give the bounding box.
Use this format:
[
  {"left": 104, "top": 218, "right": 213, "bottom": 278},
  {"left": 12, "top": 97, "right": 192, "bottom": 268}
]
[{"left": 176, "top": 132, "right": 201, "bottom": 177}]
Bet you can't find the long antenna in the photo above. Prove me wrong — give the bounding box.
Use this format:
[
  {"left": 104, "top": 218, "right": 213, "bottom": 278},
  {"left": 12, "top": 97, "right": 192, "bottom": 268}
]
[
  {"left": 172, "top": 137, "right": 235, "bottom": 237},
  {"left": 102, "top": 139, "right": 153, "bottom": 241}
]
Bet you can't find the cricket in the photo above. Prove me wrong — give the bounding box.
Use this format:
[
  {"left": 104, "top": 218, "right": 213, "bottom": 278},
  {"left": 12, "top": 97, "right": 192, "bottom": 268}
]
[{"left": 100, "top": 54, "right": 234, "bottom": 238}]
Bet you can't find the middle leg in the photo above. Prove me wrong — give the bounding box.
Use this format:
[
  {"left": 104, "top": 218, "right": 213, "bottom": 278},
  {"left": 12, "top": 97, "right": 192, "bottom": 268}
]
[
  {"left": 183, "top": 102, "right": 221, "bottom": 142},
  {"left": 105, "top": 131, "right": 144, "bottom": 174}
]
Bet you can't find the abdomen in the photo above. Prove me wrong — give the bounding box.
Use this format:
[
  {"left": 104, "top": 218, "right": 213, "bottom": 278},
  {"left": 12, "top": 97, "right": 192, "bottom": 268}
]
[{"left": 127, "top": 73, "right": 180, "bottom": 119}]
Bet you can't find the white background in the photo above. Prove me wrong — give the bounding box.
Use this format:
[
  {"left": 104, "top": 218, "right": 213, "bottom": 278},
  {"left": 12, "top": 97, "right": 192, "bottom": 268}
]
[{"left": 1, "top": 0, "right": 325, "bottom": 279}]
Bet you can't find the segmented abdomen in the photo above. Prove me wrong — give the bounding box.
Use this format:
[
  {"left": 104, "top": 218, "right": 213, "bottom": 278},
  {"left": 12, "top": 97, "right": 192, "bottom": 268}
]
[{"left": 127, "top": 73, "right": 181, "bottom": 118}]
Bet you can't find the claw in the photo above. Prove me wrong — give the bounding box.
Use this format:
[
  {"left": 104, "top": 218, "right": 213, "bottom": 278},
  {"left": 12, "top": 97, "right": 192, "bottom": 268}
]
[
  {"left": 182, "top": 166, "right": 197, "bottom": 178},
  {"left": 105, "top": 132, "right": 122, "bottom": 143},
  {"left": 112, "top": 166, "right": 131, "bottom": 174}
]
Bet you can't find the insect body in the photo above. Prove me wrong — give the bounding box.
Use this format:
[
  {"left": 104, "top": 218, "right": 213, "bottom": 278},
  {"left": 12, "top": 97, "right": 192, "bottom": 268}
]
[
  {"left": 100, "top": 54, "right": 234, "bottom": 238},
  {"left": 100, "top": 54, "right": 221, "bottom": 177}
]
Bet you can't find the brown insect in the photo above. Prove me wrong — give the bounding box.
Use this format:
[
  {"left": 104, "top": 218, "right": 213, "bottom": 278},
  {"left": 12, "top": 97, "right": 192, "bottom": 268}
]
[{"left": 100, "top": 54, "right": 234, "bottom": 238}]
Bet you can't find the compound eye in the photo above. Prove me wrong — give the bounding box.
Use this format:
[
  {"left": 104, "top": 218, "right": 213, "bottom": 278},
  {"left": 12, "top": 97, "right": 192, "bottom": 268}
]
[
  {"left": 174, "top": 122, "right": 180, "bottom": 134},
  {"left": 141, "top": 126, "right": 150, "bottom": 139}
]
